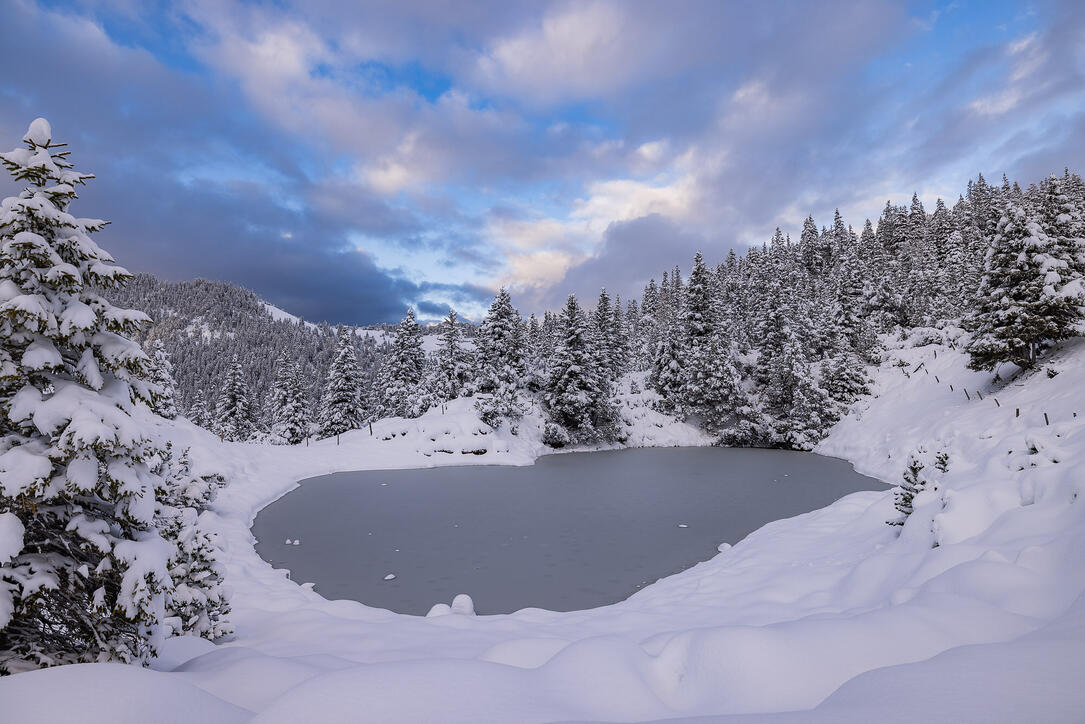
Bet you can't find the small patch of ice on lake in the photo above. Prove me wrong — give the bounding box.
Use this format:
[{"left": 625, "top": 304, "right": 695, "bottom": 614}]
[
  {"left": 383, "top": 573, "right": 396, "bottom": 581},
  {"left": 284, "top": 538, "right": 292, "bottom": 545},
  {"left": 677, "top": 523, "right": 689, "bottom": 528},
  {"left": 718, "top": 542, "right": 732, "bottom": 552},
  {"left": 293, "top": 539, "right": 301, "bottom": 545}
]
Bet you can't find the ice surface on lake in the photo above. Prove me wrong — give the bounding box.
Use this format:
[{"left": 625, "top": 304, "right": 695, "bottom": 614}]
[{"left": 253, "top": 447, "right": 882, "bottom": 614}]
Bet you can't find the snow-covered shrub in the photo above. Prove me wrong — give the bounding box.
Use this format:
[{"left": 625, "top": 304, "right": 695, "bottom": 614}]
[
  {"left": 474, "top": 382, "right": 525, "bottom": 430},
  {"left": 543, "top": 422, "right": 570, "bottom": 448},
  {"left": 888, "top": 446, "right": 949, "bottom": 528}
]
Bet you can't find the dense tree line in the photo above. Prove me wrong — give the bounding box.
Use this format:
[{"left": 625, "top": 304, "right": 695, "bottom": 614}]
[{"left": 112, "top": 170, "right": 1085, "bottom": 452}]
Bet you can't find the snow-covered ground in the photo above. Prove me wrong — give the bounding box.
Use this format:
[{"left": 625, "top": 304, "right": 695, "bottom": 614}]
[{"left": 3, "top": 341, "right": 1084, "bottom": 722}]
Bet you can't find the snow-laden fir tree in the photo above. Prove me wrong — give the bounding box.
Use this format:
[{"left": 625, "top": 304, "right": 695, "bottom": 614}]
[
  {"left": 679, "top": 251, "right": 717, "bottom": 411},
  {"left": 152, "top": 444, "right": 231, "bottom": 639},
  {"left": 433, "top": 308, "right": 471, "bottom": 402},
  {"left": 319, "top": 327, "right": 365, "bottom": 437},
  {"left": 188, "top": 388, "right": 212, "bottom": 429},
  {"left": 544, "top": 294, "right": 616, "bottom": 443},
  {"left": 269, "top": 357, "right": 310, "bottom": 445},
  {"left": 966, "top": 200, "right": 1083, "bottom": 370},
  {"left": 472, "top": 290, "right": 527, "bottom": 427},
  {"left": 0, "top": 119, "right": 185, "bottom": 671},
  {"left": 473, "top": 288, "right": 524, "bottom": 395},
  {"left": 649, "top": 321, "right": 685, "bottom": 410},
  {"left": 146, "top": 339, "right": 178, "bottom": 419},
  {"left": 375, "top": 309, "right": 425, "bottom": 418},
  {"left": 763, "top": 320, "right": 830, "bottom": 449},
  {"left": 697, "top": 328, "right": 757, "bottom": 441},
  {"left": 214, "top": 355, "right": 254, "bottom": 441},
  {"left": 591, "top": 288, "right": 618, "bottom": 384}
]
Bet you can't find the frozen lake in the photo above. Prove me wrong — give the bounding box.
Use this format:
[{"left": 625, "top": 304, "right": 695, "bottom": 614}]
[{"left": 253, "top": 447, "right": 884, "bottom": 615}]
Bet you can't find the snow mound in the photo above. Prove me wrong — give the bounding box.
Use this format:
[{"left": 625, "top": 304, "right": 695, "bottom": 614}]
[{"left": 5, "top": 337, "right": 1085, "bottom": 721}]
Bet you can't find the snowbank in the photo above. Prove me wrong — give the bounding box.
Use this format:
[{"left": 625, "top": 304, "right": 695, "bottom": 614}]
[{"left": 5, "top": 340, "right": 1085, "bottom": 722}]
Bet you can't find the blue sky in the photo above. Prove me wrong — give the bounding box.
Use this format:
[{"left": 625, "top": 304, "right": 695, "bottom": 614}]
[{"left": 2, "top": 0, "right": 1083, "bottom": 324}]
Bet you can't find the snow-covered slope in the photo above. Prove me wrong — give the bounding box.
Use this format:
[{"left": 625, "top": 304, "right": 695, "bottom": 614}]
[{"left": 2, "top": 338, "right": 1083, "bottom": 722}]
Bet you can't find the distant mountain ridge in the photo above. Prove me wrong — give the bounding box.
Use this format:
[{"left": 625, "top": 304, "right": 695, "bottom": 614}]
[{"left": 106, "top": 274, "right": 384, "bottom": 417}]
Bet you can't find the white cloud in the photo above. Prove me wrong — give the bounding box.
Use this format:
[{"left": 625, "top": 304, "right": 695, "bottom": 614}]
[{"left": 473, "top": 1, "right": 666, "bottom": 105}]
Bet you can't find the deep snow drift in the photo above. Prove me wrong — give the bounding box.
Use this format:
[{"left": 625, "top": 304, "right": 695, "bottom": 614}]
[{"left": 2, "top": 341, "right": 1084, "bottom": 722}]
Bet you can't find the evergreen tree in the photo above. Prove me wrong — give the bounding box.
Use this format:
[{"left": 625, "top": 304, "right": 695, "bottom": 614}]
[
  {"left": 319, "top": 328, "right": 365, "bottom": 436},
  {"left": 648, "top": 323, "right": 684, "bottom": 409},
  {"left": 188, "top": 388, "right": 212, "bottom": 429},
  {"left": 375, "top": 309, "right": 425, "bottom": 418},
  {"left": 153, "top": 445, "right": 231, "bottom": 639},
  {"left": 545, "top": 295, "right": 615, "bottom": 441},
  {"left": 763, "top": 321, "right": 830, "bottom": 449},
  {"left": 966, "top": 201, "right": 1083, "bottom": 370},
  {"left": 474, "top": 289, "right": 524, "bottom": 395},
  {"left": 433, "top": 308, "right": 471, "bottom": 402},
  {"left": 270, "top": 358, "right": 310, "bottom": 444},
  {"left": 147, "top": 339, "right": 179, "bottom": 419},
  {"left": 0, "top": 118, "right": 201, "bottom": 671},
  {"left": 214, "top": 355, "right": 254, "bottom": 441},
  {"left": 698, "top": 328, "right": 757, "bottom": 440},
  {"left": 591, "top": 288, "right": 617, "bottom": 384},
  {"left": 680, "top": 251, "right": 718, "bottom": 411}
]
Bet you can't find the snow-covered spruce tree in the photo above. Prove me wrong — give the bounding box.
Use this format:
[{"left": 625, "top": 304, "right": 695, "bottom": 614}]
[
  {"left": 375, "top": 309, "right": 426, "bottom": 419},
  {"left": 819, "top": 337, "right": 869, "bottom": 417},
  {"left": 146, "top": 339, "right": 178, "bottom": 419},
  {"left": 966, "top": 201, "right": 1083, "bottom": 371},
  {"left": 473, "top": 290, "right": 527, "bottom": 427},
  {"left": 319, "top": 327, "right": 365, "bottom": 437},
  {"left": 152, "top": 444, "right": 230, "bottom": 640},
  {"left": 648, "top": 322, "right": 684, "bottom": 411},
  {"left": 679, "top": 251, "right": 717, "bottom": 413},
  {"left": 763, "top": 322, "right": 830, "bottom": 449},
  {"left": 188, "top": 388, "right": 212, "bottom": 429},
  {"left": 269, "top": 358, "right": 310, "bottom": 445},
  {"left": 698, "top": 328, "right": 758, "bottom": 441},
  {"left": 591, "top": 288, "right": 617, "bottom": 384},
  {"left": 473, "top": 288, "right": 524, "bottom": 395},
  {"left": 433, "top": 308, "right": 471, "bottom": 402},
  {"left": 213, "top": 355, "right": 254, "bottom": 441},
  {"left": 0, "top": 118, "right": 172, "bottom": 671},
  {"left": 544, "top": 294, "right": 617, "bottom": 443},
  {"left": 888, "top": 447, "right": 949, "bottom": 527}
]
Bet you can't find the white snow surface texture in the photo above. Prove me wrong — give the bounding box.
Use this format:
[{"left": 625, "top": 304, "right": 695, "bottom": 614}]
[{"left": 2, "top": 340, "right": 1084, "bottom": 722}]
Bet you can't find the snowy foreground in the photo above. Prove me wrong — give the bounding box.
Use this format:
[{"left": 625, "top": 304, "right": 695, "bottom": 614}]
[{"left": 3, "top": 341, "right": 1085, "bottom": 722}]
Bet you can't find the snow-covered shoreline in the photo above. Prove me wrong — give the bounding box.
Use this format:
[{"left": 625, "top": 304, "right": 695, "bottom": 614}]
[{"left": 4, "top": 340, "right": 1084, "bottom": 723}]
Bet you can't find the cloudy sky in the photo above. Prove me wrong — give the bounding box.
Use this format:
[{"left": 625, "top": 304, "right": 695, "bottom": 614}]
[{"left": 1, "top": 0, "right": 1083, "bottom": 324}]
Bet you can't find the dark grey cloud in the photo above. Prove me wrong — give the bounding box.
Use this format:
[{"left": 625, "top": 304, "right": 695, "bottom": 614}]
[{"left": 0, "top": 0, "right": 488, "bottom": 325}]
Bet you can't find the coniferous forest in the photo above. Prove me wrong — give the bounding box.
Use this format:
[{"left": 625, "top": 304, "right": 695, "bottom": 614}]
[{"left": 112, "top": 171, "right": 1085, "bottom": 451}]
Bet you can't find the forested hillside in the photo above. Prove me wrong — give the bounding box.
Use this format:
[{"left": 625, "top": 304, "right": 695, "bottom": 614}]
[
  {"left": 127, "top": 170, "right": 1084, "bottom": 451},
  {"left": 105, "top": 275, "right": 384, "bottom": 427}
]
